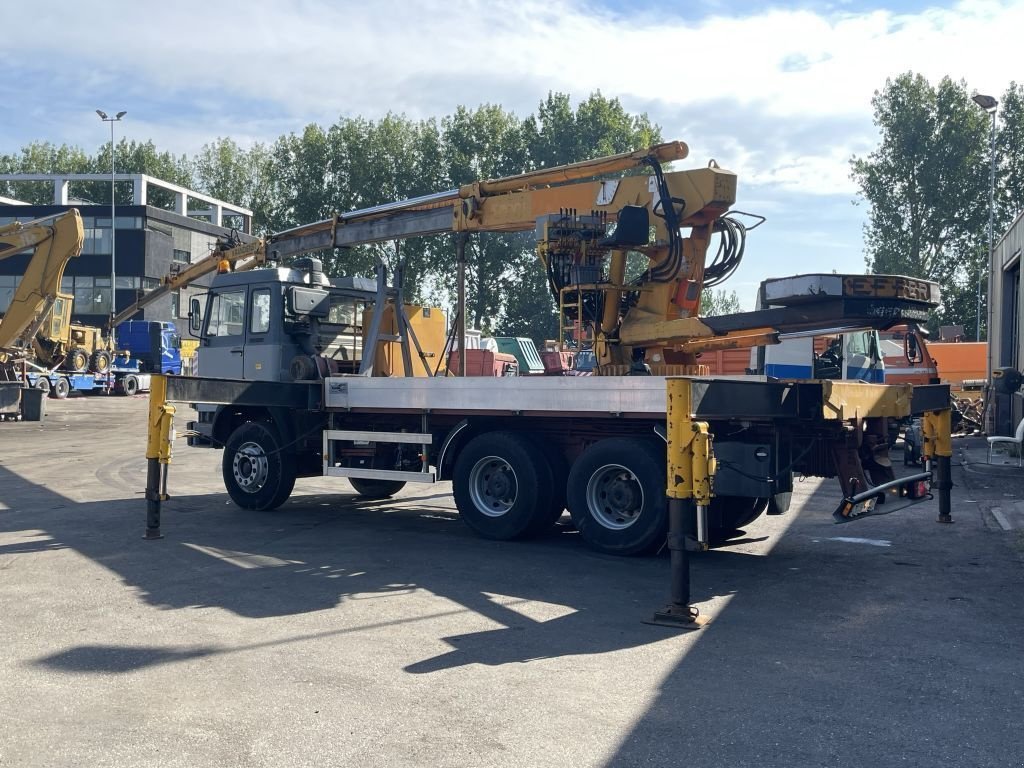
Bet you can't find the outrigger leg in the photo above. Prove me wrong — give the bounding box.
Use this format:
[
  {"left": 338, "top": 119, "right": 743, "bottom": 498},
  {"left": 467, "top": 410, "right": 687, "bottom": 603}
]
[{"left": 144, "top": 374, "right": 175, "bottom": 540}]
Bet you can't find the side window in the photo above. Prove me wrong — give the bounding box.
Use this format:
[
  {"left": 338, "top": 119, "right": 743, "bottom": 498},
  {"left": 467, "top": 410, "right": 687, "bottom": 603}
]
[
  {"left": 250, "top": 289, "right": 271, "bottom": 334},
  {"left": 206, "top": 290, "right": 246, "bottom": 337},
  {"left": 846, "top": 332, "right": 869, "bottom": 357}
]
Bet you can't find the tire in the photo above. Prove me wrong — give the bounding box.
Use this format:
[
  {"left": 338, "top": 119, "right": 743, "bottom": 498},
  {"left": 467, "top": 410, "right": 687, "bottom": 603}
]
[
  {"left": 123, "top": 375, "right": 140, "bottom": 396},
  {"left": 90, "top": 350, "right": 111, "bottom": 373},
  {"left": 34, "top": 377, "right": 51, "bottom": 395},
  {"left": 350, "top": 478, "right": 406, "bottom": 499},
  {"left": 453, "top": 431, "right": 554, "bottom": 540},
  {"left": 52, "top": 377, "right": 70, "bottom": 399},
  {"left": 222, "top": 421, "right": 297, "bottom": 511},
  {"left": 707, "top": 496, "right": 769, "bottom": 543},
  {"left": 567, "top": 437, "right": 667, "bottom": 555},
  {"left": 66, "top": 347, "right": 88, "bottom": 372}
]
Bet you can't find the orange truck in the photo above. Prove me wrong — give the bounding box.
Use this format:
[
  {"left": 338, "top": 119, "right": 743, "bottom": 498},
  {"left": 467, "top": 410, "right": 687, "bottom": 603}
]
[{"left": 878, "top": 327, "right": 986, "bottom": 392}]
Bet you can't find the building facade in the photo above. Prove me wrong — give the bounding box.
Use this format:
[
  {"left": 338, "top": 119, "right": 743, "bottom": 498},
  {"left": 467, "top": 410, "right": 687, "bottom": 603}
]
[
  {"left": 0, "top": 174, "right": 252, "bottom": 331},
  {"left": 987, "top": 209, "right": 1024, "bottom": 435}
]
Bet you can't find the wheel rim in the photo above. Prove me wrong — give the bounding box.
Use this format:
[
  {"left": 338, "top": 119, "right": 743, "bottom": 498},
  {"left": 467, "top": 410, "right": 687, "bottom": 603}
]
[
  {"left": 232, "top": 441, "right": 270, "bottom": 493},
  {"left": 586, "top": 463, "right": 645, "bottom": 530},
  {"left": 468, "top": 455, "right": 518, "bottom": 517}
]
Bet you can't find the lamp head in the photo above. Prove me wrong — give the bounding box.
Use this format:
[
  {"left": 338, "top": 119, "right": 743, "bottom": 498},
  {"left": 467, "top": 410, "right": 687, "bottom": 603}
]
[
  {"left": 116, "top": 111, "right": 127, "bottom": 119},
  {"left": 96, "top": 109, "right": 108, "bottom": 119},
  {"left": 972, "top": 94, "right": 998, "bottom": 111}
]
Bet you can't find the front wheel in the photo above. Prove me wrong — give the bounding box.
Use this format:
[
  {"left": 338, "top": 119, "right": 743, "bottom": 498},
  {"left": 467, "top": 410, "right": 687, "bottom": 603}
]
[
  {"left": 349, "top": 478, "right": 406, "bottom": 499},
  {"left": 34, "top": 377, "right": 51, "bottom": 395},
  {"left": 222, "top": 421, "right": 297, "bottom": 511},
  {"left": 567, "top": 438, "right": 667, "bottom": 555}
]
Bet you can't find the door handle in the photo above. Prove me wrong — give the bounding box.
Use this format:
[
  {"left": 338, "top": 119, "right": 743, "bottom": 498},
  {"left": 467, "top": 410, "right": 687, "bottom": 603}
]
[{"left": 230, "top": 347, "right": 243, "bottom": 355}]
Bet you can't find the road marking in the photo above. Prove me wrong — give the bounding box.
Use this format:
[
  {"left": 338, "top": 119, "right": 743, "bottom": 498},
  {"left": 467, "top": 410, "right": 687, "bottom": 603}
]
[
  {"left": 991, "top": 507, "right": 1013, "bottom": 531},
  {"left": 183, "top": 543, "right": 304, "bottom": 569},
  {"left": 827, "top": 536, "right": 892, "bottom": 547}
]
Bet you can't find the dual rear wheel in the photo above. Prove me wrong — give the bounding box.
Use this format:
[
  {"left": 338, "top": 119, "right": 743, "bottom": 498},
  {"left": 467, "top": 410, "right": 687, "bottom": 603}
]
[{"left": 453, "top": 433, "right": 768, "bottom": 555}]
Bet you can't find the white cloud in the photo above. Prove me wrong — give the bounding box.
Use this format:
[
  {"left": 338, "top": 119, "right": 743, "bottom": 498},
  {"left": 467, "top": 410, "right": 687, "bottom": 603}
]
[
  {"left": 3, "top": 0, "right": 1018, "bottom": 196},
  {"left": 2, "top": 0, "right": 1019, "bottom": 287}
]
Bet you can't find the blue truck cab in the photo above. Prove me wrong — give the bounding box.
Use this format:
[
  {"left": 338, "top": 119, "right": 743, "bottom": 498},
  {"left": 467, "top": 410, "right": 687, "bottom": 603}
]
[{"left": 116, "top": 320, "right": 182, "bottom": 375}]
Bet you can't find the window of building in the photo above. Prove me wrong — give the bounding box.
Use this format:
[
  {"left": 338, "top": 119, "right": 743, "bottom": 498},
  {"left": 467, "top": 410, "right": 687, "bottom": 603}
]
[
  {"left": 172, "top": 249, "right": 190, "bottom": 264},
  {"left": 116, "top": 276, "right": 141, "bottom": 290},
  {"left": 143, "top": 277, "right": 161, "bottom": 291},
  {"left": 250, "top": 289, "right": 271, "bottom": 334},
  {"left": 206, "top": 290, "right": 246, "bottom": 336},
  {"left": 171, "top": 290, "right": 180, "bottom": 319}
]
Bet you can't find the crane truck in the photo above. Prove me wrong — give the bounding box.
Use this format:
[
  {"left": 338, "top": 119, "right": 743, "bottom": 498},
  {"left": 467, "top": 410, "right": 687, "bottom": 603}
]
[{"left": 143, "top": 142, "right": 953, "bottom": 621}]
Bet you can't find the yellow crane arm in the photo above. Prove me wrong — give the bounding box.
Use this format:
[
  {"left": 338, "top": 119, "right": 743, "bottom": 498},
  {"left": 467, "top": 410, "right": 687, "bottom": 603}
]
[
  {"left": 0, "top": 210, "right": 84, "bottom": 355},
  {"left": 110, "top": 236, "right": 265, "bottom": 328}
]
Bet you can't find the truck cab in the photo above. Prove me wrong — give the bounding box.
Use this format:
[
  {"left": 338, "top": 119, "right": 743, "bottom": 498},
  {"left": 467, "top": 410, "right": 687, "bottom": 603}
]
[
  {"left": 116, "top": 320, "right": 182, "bottom": 375},
  {"left": 191, "top": 258, "right": 378, "bottom": 382},
  {"left": 756, "top": 329, "right": 885, "bottom": 383}
]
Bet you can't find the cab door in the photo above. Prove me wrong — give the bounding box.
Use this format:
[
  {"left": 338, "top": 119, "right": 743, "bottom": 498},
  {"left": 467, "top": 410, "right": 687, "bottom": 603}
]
[
  {"left": 197, "top": 288, "right": 247, "bottom": 379},
  {"left": 243, "top": 287, "right": 283, "bottom": 381}
]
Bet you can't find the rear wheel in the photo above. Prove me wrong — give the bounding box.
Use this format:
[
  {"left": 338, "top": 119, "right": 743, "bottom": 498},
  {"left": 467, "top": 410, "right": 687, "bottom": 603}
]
[
  {"left": 123, "top": 375, "right": 140, "bottom": 396},
  {"left": 453, "top": 431, "right": 554, "bottom": 540},
  {"left": 567, "top": 438, "right": 666, "bottom": 555},
  {"left": 34, "top": 377, "right": 51, "bottom": 395},
  {"left": 52, "top": 377, "right": 70, "bottom": 399},
  {"left": 90, "top": 350, "right": 111, "bottom": 373},
  {"left": 222, "top": 421, "right": 297, "bottom": 511},
  {"left": 707, "top": 496, "right": 769, "bottom": 543},
  {"left": 349, "top": 478, "right": 406, "bottom": 499}
]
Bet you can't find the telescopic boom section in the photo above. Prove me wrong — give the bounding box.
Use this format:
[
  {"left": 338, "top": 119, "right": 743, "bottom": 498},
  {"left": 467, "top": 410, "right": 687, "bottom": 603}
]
[{"left": 220, "top": 140, "right": 940, "bottom": 373}]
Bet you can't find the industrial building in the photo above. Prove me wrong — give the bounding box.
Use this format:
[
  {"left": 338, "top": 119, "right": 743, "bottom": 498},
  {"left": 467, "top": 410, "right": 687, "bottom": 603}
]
[
  {"left": 987, "top": 209, "right": 1024, "bottom": 435},
  {"left": 0, "top": 173, "right": 252, "bottom": 329}
]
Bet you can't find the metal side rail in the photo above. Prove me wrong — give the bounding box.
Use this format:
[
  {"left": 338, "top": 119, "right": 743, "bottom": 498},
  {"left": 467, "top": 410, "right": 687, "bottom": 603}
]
[{"left": 322, "top": 429, "right": 436, "bottom": 483}]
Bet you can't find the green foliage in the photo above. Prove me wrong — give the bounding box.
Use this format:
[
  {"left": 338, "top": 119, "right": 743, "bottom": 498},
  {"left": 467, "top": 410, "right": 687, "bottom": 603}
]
[
  {"left": 997, "top": 82, "right": 1024, "bottom": 228},
  {"left": 700, "top": 289, "right": 742, "bottom": 316},
  {"left": 2, "top": 92, "right": 662, "bottom": 346},
  {"left": 851, "top": 73, "right": 993, "bottom": 336}
]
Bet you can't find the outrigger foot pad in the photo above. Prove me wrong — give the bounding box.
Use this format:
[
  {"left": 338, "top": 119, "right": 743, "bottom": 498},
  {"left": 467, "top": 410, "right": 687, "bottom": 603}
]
[{"left": 644, "top": 604, "right": 707, "bottom": 630}]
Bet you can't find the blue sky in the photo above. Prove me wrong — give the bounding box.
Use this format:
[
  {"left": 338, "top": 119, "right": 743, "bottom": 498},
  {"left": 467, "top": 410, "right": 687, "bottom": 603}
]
[{"left": 2, "top": 0, "right": 1021, "bottom": 307}]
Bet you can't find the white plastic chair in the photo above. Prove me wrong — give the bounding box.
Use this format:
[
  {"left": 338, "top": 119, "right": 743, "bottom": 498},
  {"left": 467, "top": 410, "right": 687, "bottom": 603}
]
[{"left": 988, "top": 417, "right": 1024, "bottom": 466}]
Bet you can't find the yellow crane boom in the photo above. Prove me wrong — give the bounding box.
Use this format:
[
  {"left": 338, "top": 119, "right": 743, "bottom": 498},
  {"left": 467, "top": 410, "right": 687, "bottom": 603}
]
[{"left": 0, "top": 210, "right": 84, "bottom": 359}]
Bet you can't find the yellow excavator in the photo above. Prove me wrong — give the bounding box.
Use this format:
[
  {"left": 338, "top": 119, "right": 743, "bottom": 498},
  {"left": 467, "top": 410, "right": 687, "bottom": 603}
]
[{"left": 0, "top": 209, "right": 114, "bottom": 376}]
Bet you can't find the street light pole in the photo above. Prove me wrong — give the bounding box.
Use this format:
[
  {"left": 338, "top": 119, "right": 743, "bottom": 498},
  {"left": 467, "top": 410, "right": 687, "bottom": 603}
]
[
  {"left": 972, "top": 94, "right": 998, "bottom": 343},
  {"left": 96, "top": 109, "right": 127, "bottom": 350}
]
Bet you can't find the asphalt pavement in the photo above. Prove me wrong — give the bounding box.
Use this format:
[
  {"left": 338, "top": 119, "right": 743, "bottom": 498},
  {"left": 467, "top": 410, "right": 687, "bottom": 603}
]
[{"left": 0, "top": 396, "right": 1022, "bottom": 768}]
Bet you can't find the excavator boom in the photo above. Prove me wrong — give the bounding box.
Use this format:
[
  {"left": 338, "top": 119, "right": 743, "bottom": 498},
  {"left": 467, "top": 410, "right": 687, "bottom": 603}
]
[{"left": 0, "top": 210, "right": 84, "bottom": 357}]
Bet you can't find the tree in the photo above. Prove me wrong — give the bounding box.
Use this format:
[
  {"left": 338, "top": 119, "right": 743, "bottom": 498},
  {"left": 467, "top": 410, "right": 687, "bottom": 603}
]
[
  {"left": 851, "top": 73, "right": 991, "bottom": 336},
  {"left": 0, "top": 141, "right": 92, "bottom": 203},
  {"left": 996, "top": 82, "right": 1024, "bottom": 228},
  {"left": 700, "top": 289, "right": 742, "bottom": 316}
]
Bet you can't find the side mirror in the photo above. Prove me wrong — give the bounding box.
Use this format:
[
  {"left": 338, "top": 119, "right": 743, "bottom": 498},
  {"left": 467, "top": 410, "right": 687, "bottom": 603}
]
[
  {"left": 905, "top": 332, "right": 923, "bottom": 364},
  {"left": 189, "top": 298, "right": 202, "bottom": 334}
]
